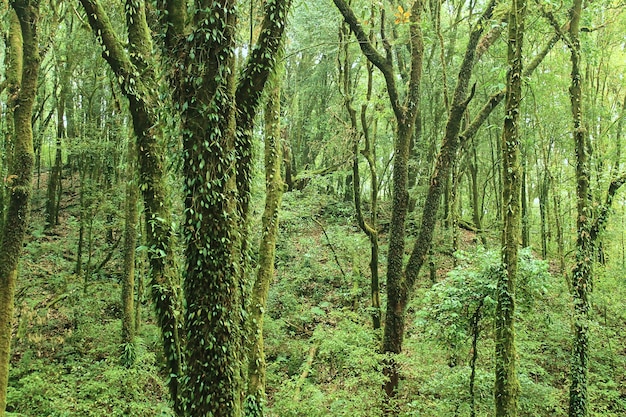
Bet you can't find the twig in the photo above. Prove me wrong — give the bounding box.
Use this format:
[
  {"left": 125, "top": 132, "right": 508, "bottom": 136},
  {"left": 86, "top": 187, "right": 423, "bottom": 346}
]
[
  {"left": 312, "top": 217, "right": 347, "bottom": 279},
  {"left": 92, "top": 234, "right": 123, "bottom": 275}
]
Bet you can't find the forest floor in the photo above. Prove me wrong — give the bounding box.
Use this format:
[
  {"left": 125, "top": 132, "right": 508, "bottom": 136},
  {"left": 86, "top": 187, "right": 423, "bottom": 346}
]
[{"left": 5, "top": 173, "right": 626, "bottom": 416}]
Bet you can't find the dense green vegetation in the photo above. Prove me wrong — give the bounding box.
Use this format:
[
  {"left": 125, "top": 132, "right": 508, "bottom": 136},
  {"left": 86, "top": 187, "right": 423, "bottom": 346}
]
[{"left": 1, "top": 0, "right": 625, "bottom": 416}]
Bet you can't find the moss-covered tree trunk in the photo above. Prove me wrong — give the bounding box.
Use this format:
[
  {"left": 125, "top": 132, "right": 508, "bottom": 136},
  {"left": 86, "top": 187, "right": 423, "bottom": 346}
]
[
  {"left": 331, "top": 0, "right": 423, "bottom": 400},
  {"left": 78, "top": 0, "right": 183, "bottom": 411},
  {"left": 0, "top": 12, "right": 23, "bottom": 238},
  {"left": 122, "top": 138, "right": 139, "bottom": 350},
  {"left": 394, "top": 0, "right": 495, "bottom": 399},
  {"left": 245, "top": 56, "right": 285, "bottom": 417},
  {"left": 177, "top": 6, "right": 243, "bottom": 412},
  {"left": 495, "top": 0, "right": 525, "bottom": 413},
  {"left": 568, "top": 0, "right": 591, "bottom": 414},
  {"left": 160, "top": 0, "right": 290, "bottom": 415},
  {"left": 0, "top": 2, "right": 39, "bottom": 415},
  {"left": 337, "top": 18, "right": 381, "bottom": 330}
]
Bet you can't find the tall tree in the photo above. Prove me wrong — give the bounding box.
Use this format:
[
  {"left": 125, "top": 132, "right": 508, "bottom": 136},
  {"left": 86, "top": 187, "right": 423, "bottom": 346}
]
[
  {"left": 495, "top": 0, "right": 526, "bottom": 413},
  {"left": 121, "top": 137, "right": 139, "bottom": 354},
  {"left": 333, "top": 0, "right": 499, "bottom": 402},
  {"left": 159, "top": 0, "right": 291, "bottom": 414},
  {"left": 246, "top": 54, "right": 286, "bottom": 416},
  {"left": 337, "top": 14, "right": 381, "bottom": 329},
  {"left": 538, "top": 1, "right": 626, "bottom": 413},
  {"left": 78, "top": 0, "right": 184, "bottom": 411},
  {"left": 567, "top": 0, "right": 592, "bottom": 414},
  {"left": 331, "top": 0, "right": 423, "bottom": 398},
  {"left": 0, "top": 0, "right": 40, "bottom": 415}
]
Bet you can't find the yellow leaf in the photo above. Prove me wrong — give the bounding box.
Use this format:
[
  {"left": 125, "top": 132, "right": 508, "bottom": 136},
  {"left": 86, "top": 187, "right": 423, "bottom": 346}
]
[{"left": 394, "top": 5, "right": 411, "bottom": 24}]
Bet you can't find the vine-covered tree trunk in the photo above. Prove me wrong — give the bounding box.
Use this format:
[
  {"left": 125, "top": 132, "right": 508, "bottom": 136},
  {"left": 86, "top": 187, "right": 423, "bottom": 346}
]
[
  {"left": 399, "top": 0, "right": 496, "bottom": 397},
  {"left": 331, "top": 0, "right": 423, "bottom": 401},
  {"left": 0, "top": 2, "right": 40, "bottom": 415},
  {"left": 161, "top": 0, "right": 290, "bottom": 415},
  {"left": 79, "top": 1, "right": 184, "bottom": 411},
  {"left": 495, "top": 0, "right": 525, "bottom": 413},
  {"left": 333, "top": 0, "right": 498, "bottom": 403},
  {"left": 568, "top": 0, "right": 591, "bottom": 414},
  {"left": 246, "top": 56, "right": 285, "bottom": 416}
]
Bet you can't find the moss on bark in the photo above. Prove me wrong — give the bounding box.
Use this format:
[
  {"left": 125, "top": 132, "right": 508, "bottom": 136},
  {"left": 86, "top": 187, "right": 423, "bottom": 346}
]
[
  {"left": 0, "top": 3, "right": 39, "bottom": 416},
  {"left": 246, "top": 57, "right": 285, "bottom": 415}
]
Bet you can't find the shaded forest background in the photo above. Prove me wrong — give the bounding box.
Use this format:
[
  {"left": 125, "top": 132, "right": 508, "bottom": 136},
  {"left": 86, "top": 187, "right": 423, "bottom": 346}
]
[{"left": 1, "top": 0, "right": 625, "bottom": 416}]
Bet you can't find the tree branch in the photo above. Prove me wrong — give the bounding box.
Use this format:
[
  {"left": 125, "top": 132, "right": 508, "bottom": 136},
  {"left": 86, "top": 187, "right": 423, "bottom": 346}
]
[
  {"left": 333, "top": 0, "right": 403, "bottom": 120},
  {"left": 460, "top": 32, "right": 561, "bottom": 144},
  {"left": 590, "top": 172, "right": 626, "bottom": 241}
]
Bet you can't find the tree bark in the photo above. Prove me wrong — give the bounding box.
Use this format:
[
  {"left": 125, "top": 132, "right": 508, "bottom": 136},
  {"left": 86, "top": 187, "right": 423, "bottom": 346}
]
[
  {"left": 45, "top": 57, "right": 72, "bottom": 229},
  {"left": 122, "top": 138, "right": 139, "bottom": 349},
  {"left": 495, "top": 0, "right": 525, "bottom": 413},
  {"left": 0, "top": 3, "right": 39, "bottom": 415},
  {"left": 337, "top": 18, "right": 381, "bottom": 330},
  {"left": 566, "top": 0, "right": 590, "bottom": 414},
  {"left": 162, "top": 0, "right": 291, "bottom": 414},
  {"left": 78, "top": 0, "right": 184, "bottom": 411},
  {"left": 0, "top": 11, "right": 23, "bottom": 239},
  {"left": 401, "top": 0, "right": 496, "bottom": 365},
  {"left": 245, "top": 56, "right": 285, "bottom": 416}
]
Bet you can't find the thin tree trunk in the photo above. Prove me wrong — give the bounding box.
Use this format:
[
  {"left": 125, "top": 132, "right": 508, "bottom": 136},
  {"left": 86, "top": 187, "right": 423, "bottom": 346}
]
[
  {"left": 469, "top": 298, "right": 484, "bottom": 417},
  {"left": 122, "top": 138, "right": 138, "bottom": 348},
  {"left": 521, "top": 152, "right": 529, "bottom": 248},
  {"left": 495, "top": 0, "right": 525, "bottom": 412},
  {"left": 539, "top": 170, "right": 550, "bottom": 258},
  {"left": 337, "top": 17, "right": 381, "bottom": 330},
  {"left": 79, "top": 1, "right": 184, "bottom": 410},
  {"left": 469, "top": 145, "right": 487, "bottom": 245},
  {"left": 399, "top": 4, "right": 497, "bottom": 398},
  {"left": 45, "top": 68, "right": 68, "bottom": 229},
  {"left": 553, "top": 192, "right": 566, "bottom": 273},
  {"left": 568, "top": 0, "right": 591, "bottom": 414},
  {"left": 246, "top": 56, "right": 285, "bottom": 416}
]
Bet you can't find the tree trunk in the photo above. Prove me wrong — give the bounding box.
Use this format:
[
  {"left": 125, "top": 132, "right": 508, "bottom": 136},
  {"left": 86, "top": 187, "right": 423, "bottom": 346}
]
[
  {"left": 0, "top": 12, "right": 23, "bottom": 238},
  {"left": 0, "top": 3, "right": 39, "bottom": 415},
  {"left": 79, "top": 0, "right": 184, "bottom": 410},
  {"left": 164, "top": 1, "right": 290, "bottom": 414},
  {"left": 46, "top": 63, "right": 70, "bottom": 229},
  {"left": 568, "top": 0, "right": 591, "bottom": 414},
  {"left": 337, "top": 18, "right": 381, "bottom": 330},
  {"left": 521, "top": 152, "right": 529, "bottom": 248},
  {"left": 495, "top": 0, "right": 525, "bottom": 413},
  {"left": 246, "top": 56, "right": 285, "bottom": 416},
  {"left": 469, "top": 143, "right": 487, "bottom": 245},
  {"left": 122, "top": 138, "right": 138, "bottom": 349},
  {"left": 469, "top": 299, "right": 484, "bottom": 417}
]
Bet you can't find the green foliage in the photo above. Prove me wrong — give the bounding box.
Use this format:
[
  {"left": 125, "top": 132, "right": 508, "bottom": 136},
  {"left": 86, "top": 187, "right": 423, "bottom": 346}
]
[
  {"left": 7, "top": 207, "right": 174, "bottom": 416},
  {"left": 7, "top": 287, "right": 174, "bottom": 416},
  {"left": 416, "top": 247, "right": 552, "bottom": 350},
  {"left": 268, "top": 311, "right": 385, "bottom": 417}
]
